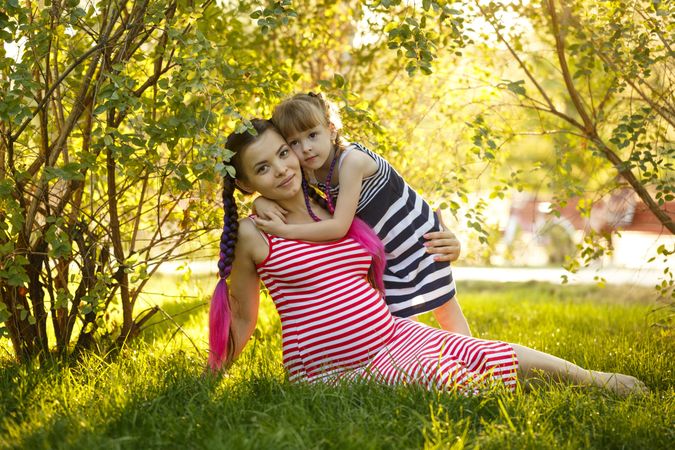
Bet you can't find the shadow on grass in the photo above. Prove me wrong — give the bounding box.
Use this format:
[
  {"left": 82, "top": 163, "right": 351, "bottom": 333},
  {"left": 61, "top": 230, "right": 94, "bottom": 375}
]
[
  {"left": 13, "top": 362, "right": 504, "bottom": 449},
  {"left": 4, "top": 351, "right": 674, "bottom": 450},
  {"left": 137, "top": 295, "right": 209, "bottom": 342},
  {"left": 0, "top": 361, "right": 44, "bottom": 433}
]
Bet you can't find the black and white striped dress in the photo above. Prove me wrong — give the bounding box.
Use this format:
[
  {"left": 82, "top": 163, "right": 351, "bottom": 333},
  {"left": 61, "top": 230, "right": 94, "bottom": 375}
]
[{"left": 317, "top": 143, "right": 456, "bottom": 318}]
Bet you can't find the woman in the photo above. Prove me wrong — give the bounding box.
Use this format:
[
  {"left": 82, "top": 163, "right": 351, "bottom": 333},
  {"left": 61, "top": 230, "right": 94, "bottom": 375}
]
[{"left": 209, "top": 119, "right": 645, "bottom": 395}]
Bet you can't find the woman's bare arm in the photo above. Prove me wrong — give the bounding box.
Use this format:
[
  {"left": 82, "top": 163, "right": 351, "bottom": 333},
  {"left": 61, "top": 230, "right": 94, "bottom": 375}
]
[{"left": 228, "top": 219, "right": 266, "bottom": 361}]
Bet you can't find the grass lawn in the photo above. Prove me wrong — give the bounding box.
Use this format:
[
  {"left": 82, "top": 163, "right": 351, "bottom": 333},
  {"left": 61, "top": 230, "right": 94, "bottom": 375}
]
[{"left": 0, "top": 280, "right": 673, "bottom": 449}]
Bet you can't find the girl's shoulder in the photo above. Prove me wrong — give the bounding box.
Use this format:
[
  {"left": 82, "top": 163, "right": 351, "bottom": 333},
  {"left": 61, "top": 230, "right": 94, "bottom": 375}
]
[
  {"left": 340, "top": 142, "right": 390, "bottom": 173},
  {"left": 344, "top": 141, "right": 372, "bottom": 156},
  {"left": 344, "top": 142, "right": 391, "bottom": 164},
  {"left": 339, "top": 145, "right": 378, "bottom": 177}
]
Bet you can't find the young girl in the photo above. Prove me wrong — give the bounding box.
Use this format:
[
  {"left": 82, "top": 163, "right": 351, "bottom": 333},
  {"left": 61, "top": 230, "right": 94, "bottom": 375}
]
[
  {"left": 209, "top": 118, "right": 646, "bottom": 397},
  {"left": 253, "top": 92, "right": 471, "bottom": 335}
]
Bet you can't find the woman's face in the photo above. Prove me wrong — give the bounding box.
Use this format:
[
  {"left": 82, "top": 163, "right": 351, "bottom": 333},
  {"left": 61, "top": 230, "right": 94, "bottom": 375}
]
[{"left": 237, "top": 129, "right": 302, "bottom": 200}]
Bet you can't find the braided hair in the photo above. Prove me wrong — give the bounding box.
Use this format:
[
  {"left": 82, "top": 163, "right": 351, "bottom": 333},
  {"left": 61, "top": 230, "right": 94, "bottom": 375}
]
[{"left": 208, "top": 118, "right": 275, "bottom": 371}]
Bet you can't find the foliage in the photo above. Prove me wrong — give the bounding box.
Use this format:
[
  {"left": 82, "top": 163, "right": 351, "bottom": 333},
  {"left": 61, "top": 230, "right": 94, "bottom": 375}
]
[
  {"left": 0, "top": 0, "right": 298, "bottom": 361},
  {"left": 458, "top": 0, "right": 674, "bottom": 255},
  {"left": 345, "top": 0, "right": 673, "bottom": 298}
]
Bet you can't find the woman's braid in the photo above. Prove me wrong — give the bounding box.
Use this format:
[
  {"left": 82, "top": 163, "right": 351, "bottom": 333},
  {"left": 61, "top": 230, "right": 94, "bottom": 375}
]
[
  {"left": 218, "top": 177, "right": 239, "bottom": 278},
  {"left": 209, "top": 175, "right": 239, "bottom": 370},
  {"left": 210, "top": 118, "right": 277, "bottom": 371}
]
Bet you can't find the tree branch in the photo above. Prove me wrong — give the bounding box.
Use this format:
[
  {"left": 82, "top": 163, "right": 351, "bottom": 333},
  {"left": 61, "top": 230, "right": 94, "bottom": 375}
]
[
  {"left": 475, "top": 0, "right": 560, "bottom": 115},
  {"left": 545, "top": 0, "right": 595, "bottom": 133}
]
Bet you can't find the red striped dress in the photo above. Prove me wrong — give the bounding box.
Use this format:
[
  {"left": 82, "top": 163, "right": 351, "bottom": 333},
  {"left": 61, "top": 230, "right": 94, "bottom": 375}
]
[{"left": 256, "top": 232, "right": 519, "bottom": 393}]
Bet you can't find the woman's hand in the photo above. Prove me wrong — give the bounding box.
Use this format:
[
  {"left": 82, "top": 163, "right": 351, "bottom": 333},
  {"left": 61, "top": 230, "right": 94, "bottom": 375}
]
[
  {"left": 423, "top": 209, "right": 461, "bottom": 262},
  {"left": 252, "top": 196, "right": 288, "bottom": 223}
]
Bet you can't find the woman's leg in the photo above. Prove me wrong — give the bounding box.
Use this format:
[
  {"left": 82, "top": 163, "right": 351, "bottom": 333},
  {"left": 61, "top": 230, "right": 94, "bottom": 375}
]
[
  {"left": 511, "top": 343, "right": 647, "bottom": 395},
  {"left": 433, "top": 296, "right": 472, "bottom": 336}
]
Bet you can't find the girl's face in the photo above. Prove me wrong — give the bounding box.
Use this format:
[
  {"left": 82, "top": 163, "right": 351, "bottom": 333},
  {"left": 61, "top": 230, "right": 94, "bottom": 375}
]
[
  {"left": 285, "top": 122, "right": 336, "bottom": 172},
  {"left": 236, "top": 129, "right": 302, "bottom": 200}
]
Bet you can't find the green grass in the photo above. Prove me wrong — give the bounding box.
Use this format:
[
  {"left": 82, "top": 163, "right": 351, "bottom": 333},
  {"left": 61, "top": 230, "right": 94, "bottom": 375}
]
[{"left": 1, "top": 280, "right": 673, "bottom": 449}]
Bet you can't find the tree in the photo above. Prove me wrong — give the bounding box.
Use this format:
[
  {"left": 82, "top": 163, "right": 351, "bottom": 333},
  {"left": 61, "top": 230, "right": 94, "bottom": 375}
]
[
  {"left": 446, "top": 0, "right": 673, "bottom": 293},
  {"left": 0, "top": 0, "right": 300, "bottom": 362}
]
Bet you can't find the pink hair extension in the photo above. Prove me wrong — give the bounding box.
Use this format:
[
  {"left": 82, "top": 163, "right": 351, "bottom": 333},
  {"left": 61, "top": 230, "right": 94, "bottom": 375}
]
[
  {"left": 347, "top": 217, "right": 385, "bottom": 293},
  {"left": 302, "top": 177, "right": 385, "bottom": 293},
  {"left": 208, "top": 278, "right": 231, "bottom": 371}
]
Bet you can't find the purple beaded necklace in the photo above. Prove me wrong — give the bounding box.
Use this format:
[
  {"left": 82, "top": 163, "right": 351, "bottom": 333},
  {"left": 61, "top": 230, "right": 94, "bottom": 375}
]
[
  {"left": 322, "top": 148, "right": 340, "bottom": 214},
  {"left": 303, "top": 146, "right": 339, "bottom": 221}
]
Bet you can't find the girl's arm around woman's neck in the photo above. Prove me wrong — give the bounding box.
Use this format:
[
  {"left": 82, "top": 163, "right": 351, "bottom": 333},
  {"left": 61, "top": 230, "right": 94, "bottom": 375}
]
[{"left": 253, "top": 152, "right": 371, "bottom": 241}]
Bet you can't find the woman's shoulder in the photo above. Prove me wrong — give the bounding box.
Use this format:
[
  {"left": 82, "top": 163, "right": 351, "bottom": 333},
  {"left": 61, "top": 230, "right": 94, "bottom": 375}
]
[
  {"left": 237, "top": 217, "right": 266, "bottom": 246},
  {"left": 236, "top": 216, "right": 270, "bottom": 264}
]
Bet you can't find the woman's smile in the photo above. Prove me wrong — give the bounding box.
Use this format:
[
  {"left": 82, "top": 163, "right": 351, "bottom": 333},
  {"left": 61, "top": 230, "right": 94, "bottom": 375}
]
[{"left": 277, "top": 173, "right": 296, "bottom": 188}]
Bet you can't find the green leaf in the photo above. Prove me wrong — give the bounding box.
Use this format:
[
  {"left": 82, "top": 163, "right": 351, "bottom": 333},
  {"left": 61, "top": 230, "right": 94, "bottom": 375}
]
[
  {"left": 93, "top": 104, "right": 108, "bottom": 115},
  {"left": 70, "top": 7, "right": 86, "bottom": 20},
  {"left": 44, "top": 163, "right": 85, "bottom": 181},
  {"left": 505, "top": 80, "right": 526, "bottom": 96}
]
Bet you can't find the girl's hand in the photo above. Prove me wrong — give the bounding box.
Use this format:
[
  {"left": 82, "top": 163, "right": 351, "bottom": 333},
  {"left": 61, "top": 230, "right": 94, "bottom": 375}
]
[
  {"left": 253, "top": 215, "right": 292, "bottom": 237},
  {"left": 423, "top": 209, "right": 461, "bottom": 262},
  {"left": 252, "top": 197, "right": 288, "bottom": 223}
]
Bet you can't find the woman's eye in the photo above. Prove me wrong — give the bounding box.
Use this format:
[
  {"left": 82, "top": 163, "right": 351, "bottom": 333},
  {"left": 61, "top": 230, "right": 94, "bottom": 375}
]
[
  {"left": 280, "top": 149, "right": 289, "bottom": 157},
  {"left": 256, "top": 165, "right": 268, "bottom": 174}
]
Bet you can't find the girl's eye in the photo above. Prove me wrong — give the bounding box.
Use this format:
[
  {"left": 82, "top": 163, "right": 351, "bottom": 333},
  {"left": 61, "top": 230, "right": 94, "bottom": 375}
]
[
  {"left": 256, "top": 165, "right": 269, "bottom": 174},
  {"left": 309, "top": 132, "right": 317, "bottom": 139},
  {"left": 289, "top": 141, "right": 299, "bottom": 148}
]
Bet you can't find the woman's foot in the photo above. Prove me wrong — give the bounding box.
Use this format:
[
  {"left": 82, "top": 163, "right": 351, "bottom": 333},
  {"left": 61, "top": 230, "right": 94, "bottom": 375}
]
[{"left": 592, "top": 371, "right": 648, "bottom": 395}]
